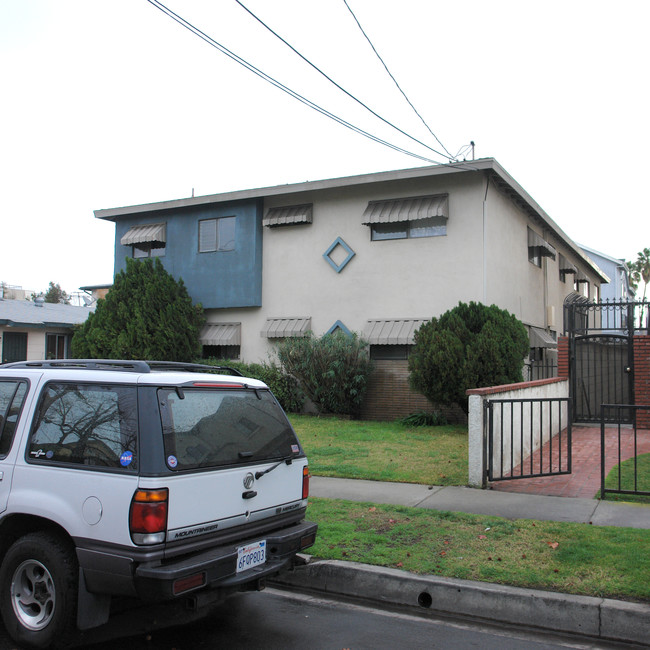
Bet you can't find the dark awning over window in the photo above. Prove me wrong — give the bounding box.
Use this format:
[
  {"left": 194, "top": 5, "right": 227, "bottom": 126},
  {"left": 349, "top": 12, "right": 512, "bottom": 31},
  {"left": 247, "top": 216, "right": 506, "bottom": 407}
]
[
  {"left": 527, "top": 228, "right": 556, "bottom": 260},
  {"left": 362, "top": 195, "right": 448, "bottom": 225},
  {"left": 263, "top": 204, "right": 313, "bottom": 227},
  {"left": 261, "top": 317, "right": 311, "bottom": 338},
  {"left": 575, "top": 271, "right": 590, "bottom": 284},
  {"left": 364, "top": 318, "right": 429, "bottom": 345},
  {"left": 120, "top": 223, "right": 166, "bottom": 246},
  {"left": 558, "top": 253, "right": 578, "bottom": 274},
  {"left": 199, "top": 323, "right": 241, "bottom": 346},
  {"left": 529, "top": 327, "right": 556, "bottom": 348}
]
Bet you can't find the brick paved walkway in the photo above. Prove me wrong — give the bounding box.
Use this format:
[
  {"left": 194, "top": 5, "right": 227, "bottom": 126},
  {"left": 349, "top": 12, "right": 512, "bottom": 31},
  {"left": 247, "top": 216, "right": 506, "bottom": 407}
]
[{"left": 491, "top": 425, "right": 650, "bottom": 498}]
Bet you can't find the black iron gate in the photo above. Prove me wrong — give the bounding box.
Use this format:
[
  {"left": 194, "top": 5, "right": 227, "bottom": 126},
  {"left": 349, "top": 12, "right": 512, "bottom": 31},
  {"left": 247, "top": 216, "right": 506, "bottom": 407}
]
[
  {"left": 486, "top": 397, "right": 572, "bottom": 481},
  {"left": 564, "top": 298, "right": 645, "bottom": 424},
  {"left": 572, "top": 335, "right": 633, "bottom": 423}
]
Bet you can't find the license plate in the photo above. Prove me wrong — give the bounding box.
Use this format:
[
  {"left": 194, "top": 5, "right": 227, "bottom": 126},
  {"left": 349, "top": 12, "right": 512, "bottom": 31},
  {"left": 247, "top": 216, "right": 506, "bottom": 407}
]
[{"left": 236, "top": 540, "right": 266, "bottom": 573}]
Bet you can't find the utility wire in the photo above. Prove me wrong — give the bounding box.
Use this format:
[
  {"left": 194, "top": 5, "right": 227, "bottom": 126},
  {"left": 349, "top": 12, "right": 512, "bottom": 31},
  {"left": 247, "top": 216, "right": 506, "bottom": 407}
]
[
  {"left": 145, "top": 0, "right": 442, "bottom": 165},
  {"left": 342, "top": 0, "right": 454, "bottom": 160},
  {"left": 234, "top": 0, "right": 453, "bottom": 162}
]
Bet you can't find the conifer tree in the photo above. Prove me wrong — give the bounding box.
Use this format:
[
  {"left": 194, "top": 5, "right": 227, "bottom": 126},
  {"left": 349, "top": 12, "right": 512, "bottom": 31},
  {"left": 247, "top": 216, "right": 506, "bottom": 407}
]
[
  {"left": 408, "top": 302, "right": 529, "bottom": 413},
  {"left": 71, "top": 258, "right": 204, "bottom": 361}
]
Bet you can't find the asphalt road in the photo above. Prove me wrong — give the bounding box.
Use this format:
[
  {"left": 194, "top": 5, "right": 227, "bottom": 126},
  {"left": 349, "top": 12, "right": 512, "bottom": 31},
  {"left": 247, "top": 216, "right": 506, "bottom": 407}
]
[{"left": 0, "top": 589, "right": 628, "bottom": 650}]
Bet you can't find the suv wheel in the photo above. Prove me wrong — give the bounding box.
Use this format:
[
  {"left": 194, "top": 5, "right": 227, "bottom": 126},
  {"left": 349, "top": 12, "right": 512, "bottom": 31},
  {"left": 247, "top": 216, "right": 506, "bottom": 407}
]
[{"left": 0, "top": 532, "right": 78, "bottom": 649}]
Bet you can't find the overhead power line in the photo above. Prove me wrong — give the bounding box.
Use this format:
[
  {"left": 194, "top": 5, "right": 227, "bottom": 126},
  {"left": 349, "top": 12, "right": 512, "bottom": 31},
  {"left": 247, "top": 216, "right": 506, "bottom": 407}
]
[
  {"left": 144, "top": 0, "right": 444, "bottom": 166},
  {"left": 342, "top": 0, "right": 454, "bottom": 160},
  {"left": 234, "top": 0, "right": 453, "bottom": 162}
]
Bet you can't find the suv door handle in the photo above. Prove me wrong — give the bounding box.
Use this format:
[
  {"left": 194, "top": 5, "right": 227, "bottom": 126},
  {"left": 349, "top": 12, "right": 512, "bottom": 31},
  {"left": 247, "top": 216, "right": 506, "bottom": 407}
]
[{"left": 242, "top": 490, "right": 257, "bottom": 499}]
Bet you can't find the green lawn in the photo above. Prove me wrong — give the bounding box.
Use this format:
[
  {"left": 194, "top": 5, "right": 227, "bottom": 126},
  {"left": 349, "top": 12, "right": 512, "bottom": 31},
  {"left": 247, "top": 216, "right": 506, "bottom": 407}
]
[
  {"left": 603, "top": 453, "right": 650, "bottom": 504},
  {"left": 289, "top": 414, "right": 468, "bottom": 486},
  {"left": 307, "top": 497, "right": 650, "bottom": 603}
]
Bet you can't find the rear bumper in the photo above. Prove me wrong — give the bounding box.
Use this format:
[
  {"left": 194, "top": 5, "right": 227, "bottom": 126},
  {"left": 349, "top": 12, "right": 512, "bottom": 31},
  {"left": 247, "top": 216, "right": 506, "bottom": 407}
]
[{"left": 81, "top": 520, "right": 317, "bottom": 602}]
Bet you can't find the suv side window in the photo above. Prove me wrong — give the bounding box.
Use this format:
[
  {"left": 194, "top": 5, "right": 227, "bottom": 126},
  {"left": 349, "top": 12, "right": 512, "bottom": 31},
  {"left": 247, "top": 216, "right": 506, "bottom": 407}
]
[
  {"left": 0, "top": 380, "right": 28, "bottom": 457},
  {"left": 28, "top": 383, "right": 138, "bottom": 470}
]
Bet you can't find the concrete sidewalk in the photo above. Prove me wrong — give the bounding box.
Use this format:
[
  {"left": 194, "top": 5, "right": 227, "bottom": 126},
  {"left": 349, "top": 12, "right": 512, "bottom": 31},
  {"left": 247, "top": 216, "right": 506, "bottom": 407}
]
[
  {"left": 310, "top": 476, "right": 650, "bottom": 528},
  {"left": 270, "top": 477, "right": 650, "bottom": 646}
]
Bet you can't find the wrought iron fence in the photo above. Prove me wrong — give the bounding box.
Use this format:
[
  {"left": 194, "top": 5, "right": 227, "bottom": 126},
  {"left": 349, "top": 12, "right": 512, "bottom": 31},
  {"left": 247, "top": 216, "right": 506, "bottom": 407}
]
[
  {"left": 523, "top": 360, "right": 557, "bottom": 382},
  {"left": 564, "top": 298, "right": 650, "bottom": 336},
  {"left": 600, "top": 404, "right": 650, "bottom": 500}
]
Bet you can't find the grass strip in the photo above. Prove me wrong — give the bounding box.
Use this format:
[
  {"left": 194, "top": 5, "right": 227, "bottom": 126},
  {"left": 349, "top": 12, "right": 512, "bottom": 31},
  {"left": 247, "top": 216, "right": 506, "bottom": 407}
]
[
  {"left": 603, "top": 453, "right": 650, "bottom": 504},
  {"left": 290, "top": 414, "right": 468, "bottom": 485},
  {"left": 306, "top": 497, "right": 650, "bottom": 603}
]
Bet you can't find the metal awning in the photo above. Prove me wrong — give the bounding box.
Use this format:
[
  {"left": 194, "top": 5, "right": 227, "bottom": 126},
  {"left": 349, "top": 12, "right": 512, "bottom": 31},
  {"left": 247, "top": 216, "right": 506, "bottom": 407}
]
[
  {"left": 527, "top": 228, "right": 556, "bottom": 260},
  {"left": 364, "top": 318, "right": 429, "bottom": 345},
  {"left": 361, "top": 195, "right": 448, "bottom": 225},
  {"left": 120, "top": 223, "right": 166, "bottom": 246},
  {"left": 261, "top": 317, "right": 311, "bottom": 338},
  {"left": 263, "top": 204, "right": 313, "bottom": 227},
  {"left": 199, "top": 323, "right": 241, "bottom": 346},
  {"left": 558, "top": 253, "right": 578, "bottom": 274},
  {"left": 575, "top": 270, "right": 589, "bottom": 284},
  {"left": 529, "top": 327, "right": 556, "bottom": 348}
]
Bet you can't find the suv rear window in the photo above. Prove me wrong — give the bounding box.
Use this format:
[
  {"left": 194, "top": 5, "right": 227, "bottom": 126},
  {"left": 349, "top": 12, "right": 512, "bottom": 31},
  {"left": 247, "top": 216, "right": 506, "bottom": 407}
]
[
  {"left": 29, "top": 383, "right": 138, "bottom": 470},
  {"left": 158, "top": 387, "right": 301, "bottom": 470}
]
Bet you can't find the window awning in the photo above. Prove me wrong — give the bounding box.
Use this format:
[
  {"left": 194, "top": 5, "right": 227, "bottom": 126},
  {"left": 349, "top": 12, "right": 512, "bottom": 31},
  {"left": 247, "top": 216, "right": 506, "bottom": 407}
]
[
  {"left": 527, "top": 228, "right": 556, "bottom": 260},
  {"left": 120, "top": 223, "right": 166, "bottom": 246},
  {"left": 199, "top": 322, "right": 241, "bottom": 346},
  {"left": 263, "top": 204, "right": 313, "bottom": 227},
  {"left": 529, "top": 327, "right": 556, "bottom": 349},
  {"left": 558, "top": 253, "right": 578, "bottom": 274},
  {"left": 575, "top": 271, "right": 589, "bottom": 284},
  {"left": 364, "top": 318, "right": 429, "bottom": 345},
  {"left": 261, "top": 317, "right": 311, "bottom": 338},
  {"left": 362, "top": 195, "right": 448, "bottom": 225}
]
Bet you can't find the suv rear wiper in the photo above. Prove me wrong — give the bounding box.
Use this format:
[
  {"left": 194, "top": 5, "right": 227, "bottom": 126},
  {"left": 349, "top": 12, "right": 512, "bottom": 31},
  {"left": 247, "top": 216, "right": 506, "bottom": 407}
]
[{"left": 255, "top": 456, "right": 293, "bottom": 480}]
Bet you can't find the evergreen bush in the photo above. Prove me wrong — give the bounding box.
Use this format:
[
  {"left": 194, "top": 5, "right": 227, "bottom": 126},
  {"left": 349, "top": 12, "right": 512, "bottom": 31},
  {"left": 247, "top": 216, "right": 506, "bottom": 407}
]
[
  {"left": 71, "top": 258, "right": 204, "bottom": 361},
  {"left": 409, "top": 302, "right": 529, "bottom": 413}
]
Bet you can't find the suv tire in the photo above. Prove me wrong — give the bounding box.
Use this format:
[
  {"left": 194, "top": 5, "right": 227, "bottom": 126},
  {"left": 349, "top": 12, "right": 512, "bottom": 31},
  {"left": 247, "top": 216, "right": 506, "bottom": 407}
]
[{"left": 0, "top": 532, "right": 78, "bottom": 649}]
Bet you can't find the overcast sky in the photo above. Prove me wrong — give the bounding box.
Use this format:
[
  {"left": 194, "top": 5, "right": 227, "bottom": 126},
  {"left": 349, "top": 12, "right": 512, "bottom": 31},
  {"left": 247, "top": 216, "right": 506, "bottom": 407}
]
[{"left": 1, "top": 0, "right": 648, "bottom": 297}]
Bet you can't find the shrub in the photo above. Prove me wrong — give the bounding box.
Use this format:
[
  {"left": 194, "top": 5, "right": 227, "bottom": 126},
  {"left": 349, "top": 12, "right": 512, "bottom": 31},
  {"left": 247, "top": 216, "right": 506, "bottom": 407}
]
[
  {"left": 276, "top": 332, "right": 372, "bottom": 417},
  {"left": 409, "top": 302, "right": 529, "bottom": 413},
  {"left": 72, "top": 258, "right": 204, "bottom": 362},
  {"left": 200, "top": 358, "right": 305, "bottom": 413},
  {"left": 399, "top": 411, "right": 449, "bottom": 427}
]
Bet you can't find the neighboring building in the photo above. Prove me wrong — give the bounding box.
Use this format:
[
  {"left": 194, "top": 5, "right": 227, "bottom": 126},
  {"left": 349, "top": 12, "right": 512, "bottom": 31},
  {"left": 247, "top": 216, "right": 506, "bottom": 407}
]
[
  {"left": 579, "top": 245, "right": 633, "bottom": 302},
  {"left": 79, "top": 284, "right": 113, "bottom": 303},
  {"left": 95, "top": 158, "right": 608, "bottom": 419},
  {"left": 0, "top": 299, "right": 94, "bottom": 363}
]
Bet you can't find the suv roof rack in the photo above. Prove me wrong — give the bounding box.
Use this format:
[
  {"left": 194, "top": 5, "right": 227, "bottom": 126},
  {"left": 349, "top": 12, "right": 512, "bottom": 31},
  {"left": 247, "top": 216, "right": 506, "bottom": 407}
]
[
  {"left": 1, "top": 359, "right": 153, "bottom": 372},
  {"left": 1, "top": 359, "right": 244, "bottom": 377},
  {"left": 146, "top": 361, "right": 243, "bottom": 376}
]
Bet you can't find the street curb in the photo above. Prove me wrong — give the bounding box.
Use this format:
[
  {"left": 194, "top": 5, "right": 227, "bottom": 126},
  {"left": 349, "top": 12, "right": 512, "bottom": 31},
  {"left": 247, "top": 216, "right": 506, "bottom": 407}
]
[{"left": 271, "top": 559, "right": 650, "bottom": 646}]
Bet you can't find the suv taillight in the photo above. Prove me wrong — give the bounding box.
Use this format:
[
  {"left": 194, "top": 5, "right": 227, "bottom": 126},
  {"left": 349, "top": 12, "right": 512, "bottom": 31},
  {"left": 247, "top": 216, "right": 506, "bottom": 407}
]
[
  {"left": 130, "top": 488, "right": 168, "bottom": 545},
  {"left": 302, "top": 465, "right": 310, "bottom": 499}
]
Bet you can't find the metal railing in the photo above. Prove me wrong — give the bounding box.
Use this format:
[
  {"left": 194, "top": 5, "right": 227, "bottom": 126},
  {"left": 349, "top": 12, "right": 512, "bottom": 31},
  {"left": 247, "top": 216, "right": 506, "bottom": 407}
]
[
  {"left": 600, "top": 404, "right": 650, "bottom": 500},
  {"left": 487, "top": 397, "right": 571, "bottom": 481},
  {"left": 523, "top": 361, "right": 557, "bottom": 382},
  {"left": 564, "top": 298, "right": 650, "bottom": 336}
]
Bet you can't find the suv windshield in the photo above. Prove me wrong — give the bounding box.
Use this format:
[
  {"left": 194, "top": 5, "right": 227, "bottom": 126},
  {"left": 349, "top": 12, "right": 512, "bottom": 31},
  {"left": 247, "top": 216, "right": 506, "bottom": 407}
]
[{"left": 157, "top": 387, "right": 301, "bottom": 470}]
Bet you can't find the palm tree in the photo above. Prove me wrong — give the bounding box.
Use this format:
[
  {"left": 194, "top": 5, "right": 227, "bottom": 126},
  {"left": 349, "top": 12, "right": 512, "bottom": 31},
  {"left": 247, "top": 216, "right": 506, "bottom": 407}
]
[{"left": 627, "top": 248, "right": 650, "bottom": 328}]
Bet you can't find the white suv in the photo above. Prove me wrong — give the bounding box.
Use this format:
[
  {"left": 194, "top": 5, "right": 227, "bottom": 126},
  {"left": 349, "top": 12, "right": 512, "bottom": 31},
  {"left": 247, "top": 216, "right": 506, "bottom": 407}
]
[{"left": 0, "top": 360, "right": 316, "bottom": 648}]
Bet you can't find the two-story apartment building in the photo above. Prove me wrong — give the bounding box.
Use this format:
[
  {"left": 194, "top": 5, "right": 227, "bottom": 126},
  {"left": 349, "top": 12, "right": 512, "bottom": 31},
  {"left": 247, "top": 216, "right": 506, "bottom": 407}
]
[{"left": 96, "top": 158, "right": 607, "bottom": 419}]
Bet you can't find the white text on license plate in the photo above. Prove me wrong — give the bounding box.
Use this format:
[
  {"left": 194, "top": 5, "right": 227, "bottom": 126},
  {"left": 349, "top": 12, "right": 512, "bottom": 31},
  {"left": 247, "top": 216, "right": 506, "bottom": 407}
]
[{"left": 237, "top": 540, "right": 266, "bottom": 573}]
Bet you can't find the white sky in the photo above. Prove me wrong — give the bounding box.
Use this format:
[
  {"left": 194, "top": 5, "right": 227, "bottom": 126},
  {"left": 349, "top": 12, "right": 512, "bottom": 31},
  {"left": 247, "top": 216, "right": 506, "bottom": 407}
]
[{"left": 1, "top": 0, "right": 649, "bottom": 296}]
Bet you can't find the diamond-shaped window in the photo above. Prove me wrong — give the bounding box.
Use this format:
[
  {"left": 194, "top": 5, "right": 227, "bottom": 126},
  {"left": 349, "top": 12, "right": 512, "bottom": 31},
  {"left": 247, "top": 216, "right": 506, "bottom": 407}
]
[{"left": 323, "top": 237, "right": 355, "bottom": 273}]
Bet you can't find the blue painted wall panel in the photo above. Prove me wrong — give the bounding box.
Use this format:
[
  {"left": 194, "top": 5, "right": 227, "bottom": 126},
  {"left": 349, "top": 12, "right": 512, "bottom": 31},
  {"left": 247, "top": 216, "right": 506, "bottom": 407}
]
[{"left": 112, "top": 200, "right": 263, "bottom": 309}]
